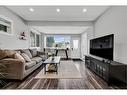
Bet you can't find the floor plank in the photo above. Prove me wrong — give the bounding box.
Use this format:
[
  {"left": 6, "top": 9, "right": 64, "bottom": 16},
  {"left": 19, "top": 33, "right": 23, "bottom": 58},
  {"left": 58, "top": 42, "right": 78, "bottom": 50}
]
[{"left": 1, "top": 60, "right": 127, "bottom": 89}]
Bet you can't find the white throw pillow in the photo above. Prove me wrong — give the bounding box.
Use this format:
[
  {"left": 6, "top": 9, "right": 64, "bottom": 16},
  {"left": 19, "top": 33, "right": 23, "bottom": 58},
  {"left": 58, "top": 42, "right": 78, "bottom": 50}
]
[
  {"left": 14, "top": 53, "right": 25, "bottom": 63},
  {"left": 21, "top": 53, "right": 31, "bottom": 62}
]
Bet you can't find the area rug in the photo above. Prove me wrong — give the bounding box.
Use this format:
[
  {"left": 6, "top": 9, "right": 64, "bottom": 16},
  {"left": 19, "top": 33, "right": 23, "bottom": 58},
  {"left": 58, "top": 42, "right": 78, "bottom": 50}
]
[{"left": 34, "top": 60, "right": 82, "bottom": 79}]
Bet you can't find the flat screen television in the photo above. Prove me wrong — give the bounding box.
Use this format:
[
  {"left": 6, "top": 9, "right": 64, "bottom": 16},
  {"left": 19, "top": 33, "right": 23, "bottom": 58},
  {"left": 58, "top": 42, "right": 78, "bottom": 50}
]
[{"left": 90, "top": 34, "right": 114, "bottom": 60}]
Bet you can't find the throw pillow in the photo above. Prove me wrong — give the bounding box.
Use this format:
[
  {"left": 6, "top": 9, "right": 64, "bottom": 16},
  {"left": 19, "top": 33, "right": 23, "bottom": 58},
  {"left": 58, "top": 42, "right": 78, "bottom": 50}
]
[
  {"left": 15, "top": 50, "right": 21, "bottom": 54},
  {"left": 21, "top": 53, "right": 31, "bottom": 62},
  {"left": 21, "top": 49, "right": 32, "bottom": 59},
  {"left": 0, "top": 49, "right": 7, "bottom": 60},
  {"left": 0, "top": 49, "right": 16, "bottom": 59},
  {"left": 29, "top": 49, "right": 37, "bottom": 57},
  {"left": 39, "top": 55, "right": 47, "bottom": 61},
  {"left": 14, "top": 53, "right": 25, "bottom": 63},
  {"left": 4, "top": 50, "right": 16, "bottom": 58}
]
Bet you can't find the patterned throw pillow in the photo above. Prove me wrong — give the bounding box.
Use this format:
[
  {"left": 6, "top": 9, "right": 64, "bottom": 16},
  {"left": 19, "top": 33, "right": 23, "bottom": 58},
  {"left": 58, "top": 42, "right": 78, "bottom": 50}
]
[
  {"left": 0, "top": 49, "right": 16, "bottom": 59},
  {"left": 29, "top": 49, "right": 37, "bottom": 57},
  {"left": 14, "top": 53, "right": 25, "bottom": 63},
  {"left": 15, "top": 50, "right": 21, "bottom": 54},
  {"left": 21, "top": 53, "right": 31, "bottom": 62},
  {"left": 4, "top": 50, "right": 16, "bottom": 58},
  {"left": 21, "top": 49, "right": 32, "bottom": 59},
  {"left": 0, "top": 49, "right": 7, "bottom": 60}
]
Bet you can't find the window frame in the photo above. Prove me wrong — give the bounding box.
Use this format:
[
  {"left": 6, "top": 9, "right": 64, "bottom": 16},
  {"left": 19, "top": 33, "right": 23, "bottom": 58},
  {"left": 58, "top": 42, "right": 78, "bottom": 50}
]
[
  {"left": 0, "top": 15, "right": 13, "bottom": 36},
  {"left": 36, "top": 34, "right": 40, "bottom": 47},
  {"left": 44, "top": 35, "right": 71, "bottom": 49},
  {"left": 30, "top": 31, "right": 41, "bottom": 48}
]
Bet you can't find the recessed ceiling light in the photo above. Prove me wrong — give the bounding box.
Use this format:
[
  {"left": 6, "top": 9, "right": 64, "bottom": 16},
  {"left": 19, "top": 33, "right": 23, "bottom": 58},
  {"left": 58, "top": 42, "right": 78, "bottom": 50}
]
[
  {"left": 56, "top": 8, "right": 60, "bottom": 12},
  {"left": 29, "top": 8, "right": 34, "bottom": 12},
  {"left": 83, "top": 8, "right": 87, "bottom": 12}
]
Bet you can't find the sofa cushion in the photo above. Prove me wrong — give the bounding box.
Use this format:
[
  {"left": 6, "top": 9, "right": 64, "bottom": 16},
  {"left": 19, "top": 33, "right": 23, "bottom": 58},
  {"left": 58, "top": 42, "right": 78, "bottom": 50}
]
[
  {"left": 14, "top": 53, "right": 25, "bottom": 63},
  {"left": 25, "top": 61, "right": 36, "bottom": 70},
  {"left": 29, "top": 49, "right": 37, "bottom": 57},
  {"left": 38, "top": 55, "right": 47, "bottom": 61},
  {"left": 20, "top": 49, "right": 32, "bottom": 59},
  {"left": 37, "top": 51, "right": 45, "bottom": 55},
  {"left": 31, "top": 57, "right": 42, "bottom": 63},
  {"left": 21, "top": 53, "right": 31, "bottom": 62}
]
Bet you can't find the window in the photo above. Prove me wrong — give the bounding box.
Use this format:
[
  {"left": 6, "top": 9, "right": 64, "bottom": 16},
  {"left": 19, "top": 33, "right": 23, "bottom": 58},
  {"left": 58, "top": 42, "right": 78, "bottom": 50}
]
[
  {"left": 0, "top": 15, "right": 13, "bottom": 35},
  {"left": 0, "top": 24, "right": 7, "bottom": 32},
  {"left": 45, "top": 35, "right": 71, "bottom": 49},
  {"left": 30, "top": 32, "right": 36, "bottom": 47},
  {"left": 36, "top": 34, "right": 40, "bottom": 47},
  {"left": 30, "top": 32, "right": 40, "bottom": 47}
]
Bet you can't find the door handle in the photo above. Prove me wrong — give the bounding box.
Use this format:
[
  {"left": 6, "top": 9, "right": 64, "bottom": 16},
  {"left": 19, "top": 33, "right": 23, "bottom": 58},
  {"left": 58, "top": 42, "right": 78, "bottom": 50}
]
[{"left": 71, "top": 48, "right": 73, "bottom": 50}]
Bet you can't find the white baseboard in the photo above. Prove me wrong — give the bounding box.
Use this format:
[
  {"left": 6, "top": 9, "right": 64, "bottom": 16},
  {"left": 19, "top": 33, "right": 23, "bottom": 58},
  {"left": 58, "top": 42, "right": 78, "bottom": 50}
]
[{"left": 80, "top": 58, "right": 85, "bottom": 62}]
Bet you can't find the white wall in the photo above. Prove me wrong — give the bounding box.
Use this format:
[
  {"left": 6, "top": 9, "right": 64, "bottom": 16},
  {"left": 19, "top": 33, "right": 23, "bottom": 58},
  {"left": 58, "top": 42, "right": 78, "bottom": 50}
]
[
  {"left": 81, "top": 27, "right": 94, "bottom": 60},
  {"left": 0, "top": 7, "right": 29, "bottom": 49},
  {"left": 81, "top": 32, "right": 87, "bottom": 59},
  {"left": 94, "top": 6, "right": 127, "bottom": 64}
]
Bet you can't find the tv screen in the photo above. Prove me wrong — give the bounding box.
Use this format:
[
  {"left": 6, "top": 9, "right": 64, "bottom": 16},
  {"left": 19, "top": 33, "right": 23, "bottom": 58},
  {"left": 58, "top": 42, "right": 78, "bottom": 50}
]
[{"left": 90, "top": 34, "right": 114, "bottom": 60}]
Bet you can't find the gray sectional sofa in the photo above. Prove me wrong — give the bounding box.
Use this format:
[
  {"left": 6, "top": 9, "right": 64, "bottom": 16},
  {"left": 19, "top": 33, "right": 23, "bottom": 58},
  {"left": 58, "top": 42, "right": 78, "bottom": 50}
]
[{"left": 0, "top": 49, "right": 48, "bottom": 80}]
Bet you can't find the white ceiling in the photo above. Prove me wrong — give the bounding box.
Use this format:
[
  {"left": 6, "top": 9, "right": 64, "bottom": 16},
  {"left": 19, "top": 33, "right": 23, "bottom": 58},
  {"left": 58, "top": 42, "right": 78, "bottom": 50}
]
[
  {"left": 6, "top": 6, "right": 109, "bottom": 21},
  {"left": 6, "top": 6, "right": 109, "bottom": 34},
  {"left": 32, "top": 26, "right": 89, "bottom": 34}
]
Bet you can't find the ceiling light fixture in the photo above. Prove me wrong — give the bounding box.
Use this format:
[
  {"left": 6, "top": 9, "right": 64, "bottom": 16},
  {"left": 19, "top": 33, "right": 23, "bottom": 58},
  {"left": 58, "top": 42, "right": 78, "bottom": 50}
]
[
  {"left": 29, "top": 8, "right": 34, "bottom": 12},
  {"left": 56, "top": 8, "right": 60, "bottom": 12},
  {"left": 83, "top": 8, "right": 87, "bottom": 12}
]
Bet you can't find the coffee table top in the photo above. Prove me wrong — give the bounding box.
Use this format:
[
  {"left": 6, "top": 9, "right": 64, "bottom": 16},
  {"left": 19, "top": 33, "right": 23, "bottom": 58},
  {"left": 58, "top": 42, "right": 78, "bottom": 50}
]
[{"left": 43, "top": 56, "right": 61, "bottom": 64}]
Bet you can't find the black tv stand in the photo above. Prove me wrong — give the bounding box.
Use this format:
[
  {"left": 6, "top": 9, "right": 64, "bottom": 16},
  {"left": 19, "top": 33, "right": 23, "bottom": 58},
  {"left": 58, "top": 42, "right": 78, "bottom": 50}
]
[{"left": 85, "top": 55, "right": 126, "bottom": 85}]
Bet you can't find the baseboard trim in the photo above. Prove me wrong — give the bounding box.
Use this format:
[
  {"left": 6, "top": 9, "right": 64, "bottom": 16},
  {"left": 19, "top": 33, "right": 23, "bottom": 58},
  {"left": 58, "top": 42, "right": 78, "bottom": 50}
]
[{"left": 80, "top": 58, "right": 85, "bottom": 62}]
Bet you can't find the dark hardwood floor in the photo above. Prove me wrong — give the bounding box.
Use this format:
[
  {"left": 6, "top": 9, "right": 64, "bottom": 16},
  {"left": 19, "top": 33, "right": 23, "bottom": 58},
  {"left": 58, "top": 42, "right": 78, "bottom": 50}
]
[{"left": 1, "top": 60, "right": 127, "bottom": 89}]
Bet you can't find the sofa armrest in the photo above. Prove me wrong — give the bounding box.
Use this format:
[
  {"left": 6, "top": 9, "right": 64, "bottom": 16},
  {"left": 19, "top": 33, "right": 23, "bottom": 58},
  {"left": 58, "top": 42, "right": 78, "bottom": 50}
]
[{"left": 0, "top": 58, "right": 25, "bottom": 80}]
